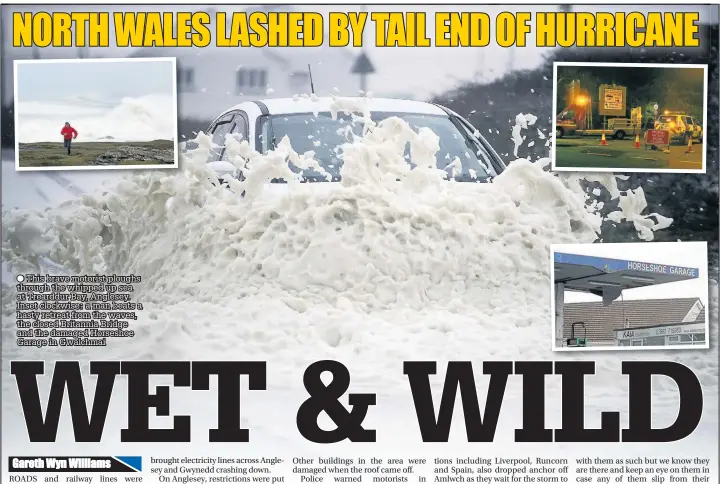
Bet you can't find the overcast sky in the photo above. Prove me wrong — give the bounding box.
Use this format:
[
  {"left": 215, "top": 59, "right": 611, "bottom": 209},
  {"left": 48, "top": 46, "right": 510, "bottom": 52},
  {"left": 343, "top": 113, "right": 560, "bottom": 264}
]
[
  {"left": 15, "top": 59, "right": 175, "bottom": 104},
  {"left": 554, "top": 241, "right": 708, "bottom": 304}
]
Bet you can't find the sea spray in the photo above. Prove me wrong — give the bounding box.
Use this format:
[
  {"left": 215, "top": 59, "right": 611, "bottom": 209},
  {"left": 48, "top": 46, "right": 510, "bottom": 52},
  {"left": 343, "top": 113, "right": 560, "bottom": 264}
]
[
  {"left": 3, "top": 97, "right": 710, "bottom": 392},
  {"left": 15, "top": 94, "right": 175, "bottom": 143},
  {"left": 1, "top": 102, "right": 674, "bottom": 309},
  {"left": 512, "top": 112, "right": 673, "bottom": 241}
]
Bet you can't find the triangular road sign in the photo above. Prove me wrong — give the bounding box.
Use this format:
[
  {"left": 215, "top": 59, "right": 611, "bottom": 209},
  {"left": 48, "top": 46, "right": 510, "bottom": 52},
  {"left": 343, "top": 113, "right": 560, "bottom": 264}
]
[{"left": 351, "top": 51, "right": 375, "bottom": 75}]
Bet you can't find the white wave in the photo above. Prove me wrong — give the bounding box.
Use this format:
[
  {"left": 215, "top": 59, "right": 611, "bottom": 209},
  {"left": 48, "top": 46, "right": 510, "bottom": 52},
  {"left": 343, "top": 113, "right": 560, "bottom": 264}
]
[{"left": 15, "top": 94, "right": 175, "bottom": 143}]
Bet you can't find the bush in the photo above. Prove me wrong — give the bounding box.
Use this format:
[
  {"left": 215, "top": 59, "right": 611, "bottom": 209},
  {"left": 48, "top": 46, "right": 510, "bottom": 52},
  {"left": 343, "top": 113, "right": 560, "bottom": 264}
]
[{"left": 1, "top": 100, "right": 13, "bottom": 148}]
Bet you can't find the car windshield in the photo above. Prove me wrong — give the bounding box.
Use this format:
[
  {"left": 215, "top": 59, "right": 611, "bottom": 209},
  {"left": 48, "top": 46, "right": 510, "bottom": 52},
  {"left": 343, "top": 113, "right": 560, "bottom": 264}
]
[
  {"left": 258, "top": 111, "right": 497, "bottom": 181},
  {"left": 658, "top": 116, "right": 678, "bottom": 124}
]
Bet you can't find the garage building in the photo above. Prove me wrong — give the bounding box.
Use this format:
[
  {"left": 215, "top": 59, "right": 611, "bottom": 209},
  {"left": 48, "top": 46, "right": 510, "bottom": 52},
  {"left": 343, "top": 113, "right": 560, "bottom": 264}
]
[
  {"left": 563, "top": 297, "right": 706, "bottom": 347},
  {"left": 553, "top": 252, "right": 703, "bottom": 348}
]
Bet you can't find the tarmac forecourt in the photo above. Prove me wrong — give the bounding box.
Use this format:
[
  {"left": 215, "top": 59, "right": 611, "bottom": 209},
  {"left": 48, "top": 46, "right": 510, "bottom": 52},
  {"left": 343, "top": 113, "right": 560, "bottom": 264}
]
[{"left": 555, "top": 137, "right": 703, "bottom": 170}]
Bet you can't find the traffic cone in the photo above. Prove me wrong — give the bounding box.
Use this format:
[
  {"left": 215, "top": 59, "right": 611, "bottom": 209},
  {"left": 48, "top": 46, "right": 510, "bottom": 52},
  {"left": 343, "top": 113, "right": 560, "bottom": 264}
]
[
  {"left": 685, "top": 137, "right": 693, "bottom": 153},
  {"left": 634, "top": 133, "right": 640, "bottom": 149},
  {"left": 600, "top": 133, "right": 607, "bottom": 146}
]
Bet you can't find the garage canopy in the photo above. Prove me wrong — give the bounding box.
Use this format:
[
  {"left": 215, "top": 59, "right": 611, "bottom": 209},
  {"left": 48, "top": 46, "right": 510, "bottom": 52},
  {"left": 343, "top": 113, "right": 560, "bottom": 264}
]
[{"left": 553, "top": 252, "right": 699, "bottom": 304}]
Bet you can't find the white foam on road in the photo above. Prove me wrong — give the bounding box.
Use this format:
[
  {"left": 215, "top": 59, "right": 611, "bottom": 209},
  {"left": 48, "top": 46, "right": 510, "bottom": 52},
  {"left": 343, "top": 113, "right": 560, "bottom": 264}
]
[
  {"left": 1, "top": 160, "right": 115, "bottom": 211},
  {"left": 1, "top": 102, "right": 716, "bottom": 474},
  {"left": 3, "top": 103, "right": 710, "bottom": 382}
]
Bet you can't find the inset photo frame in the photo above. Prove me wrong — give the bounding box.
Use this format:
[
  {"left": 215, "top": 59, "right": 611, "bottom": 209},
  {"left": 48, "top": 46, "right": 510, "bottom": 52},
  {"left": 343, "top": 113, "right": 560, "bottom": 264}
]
[
  {"left": 14, "top": 57, "right": 178, "bottom": 171},
  {"left": 551, "top": 241, "right": 709, "bottom": 351},
  {"left": 552, "top": 62, "right": 707, "bottom": 174}
]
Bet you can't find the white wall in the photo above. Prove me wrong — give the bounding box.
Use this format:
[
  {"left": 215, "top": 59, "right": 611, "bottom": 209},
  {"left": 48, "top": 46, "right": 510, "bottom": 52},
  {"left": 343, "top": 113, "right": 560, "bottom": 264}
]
[{"left": 161, "top": 46, "right": 361, "bottom": 120}]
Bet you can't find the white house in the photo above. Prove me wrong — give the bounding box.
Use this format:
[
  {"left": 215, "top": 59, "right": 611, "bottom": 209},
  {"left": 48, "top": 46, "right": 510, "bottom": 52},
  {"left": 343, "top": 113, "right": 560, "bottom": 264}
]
[
  {"left": 126, "top": 6, "right": 371, "bottom": 120},
  {"left": 128, "top": 44, "right": 363, "bottom": 121}
]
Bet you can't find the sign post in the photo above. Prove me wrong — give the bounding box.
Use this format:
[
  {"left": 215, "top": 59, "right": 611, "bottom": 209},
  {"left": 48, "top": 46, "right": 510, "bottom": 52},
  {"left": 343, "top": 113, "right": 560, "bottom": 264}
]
[{"left": 351, "top": 51, "right": 375, "bottom": 94}]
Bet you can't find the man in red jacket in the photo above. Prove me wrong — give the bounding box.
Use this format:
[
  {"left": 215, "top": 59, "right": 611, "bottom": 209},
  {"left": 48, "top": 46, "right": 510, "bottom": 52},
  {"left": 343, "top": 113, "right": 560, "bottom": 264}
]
[{"left": 60, "top": 122, "right": 78, "bottom": 155}]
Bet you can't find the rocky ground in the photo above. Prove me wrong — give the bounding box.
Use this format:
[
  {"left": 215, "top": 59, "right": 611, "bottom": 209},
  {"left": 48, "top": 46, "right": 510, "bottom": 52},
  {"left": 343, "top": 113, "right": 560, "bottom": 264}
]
[
  {"left": 17, "top": 140, "right": 176, "bottom": 168},
  {"left": 93, "top": 145, "right": 175, "bottom": 165}
]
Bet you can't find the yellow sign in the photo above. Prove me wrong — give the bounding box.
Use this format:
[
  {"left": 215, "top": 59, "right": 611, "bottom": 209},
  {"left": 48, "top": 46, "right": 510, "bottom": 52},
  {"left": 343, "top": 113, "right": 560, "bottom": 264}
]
[
  {"left": 603, "top": 89, "right": 623, "bottom": 110},
  {"left": 598, "top": 84, "right": 627, "bottom": 117}
]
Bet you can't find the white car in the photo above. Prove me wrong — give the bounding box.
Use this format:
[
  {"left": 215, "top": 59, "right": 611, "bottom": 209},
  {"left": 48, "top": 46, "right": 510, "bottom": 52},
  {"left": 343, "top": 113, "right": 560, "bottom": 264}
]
[{"left": 199, "top": 96, "right": 507, "bottom": 186}]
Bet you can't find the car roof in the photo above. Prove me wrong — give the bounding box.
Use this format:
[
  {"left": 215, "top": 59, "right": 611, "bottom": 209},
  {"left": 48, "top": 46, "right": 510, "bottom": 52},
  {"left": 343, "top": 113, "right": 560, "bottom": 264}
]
[{"left": 218, "top": 96, "right": 449, "bottom": 118}]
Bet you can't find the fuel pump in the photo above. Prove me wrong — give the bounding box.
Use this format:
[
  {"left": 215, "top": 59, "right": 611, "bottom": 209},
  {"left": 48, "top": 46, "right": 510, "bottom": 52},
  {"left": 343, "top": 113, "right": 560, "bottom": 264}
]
[{"left": 567, "top": 322, "right": 588, "bottom": 347}]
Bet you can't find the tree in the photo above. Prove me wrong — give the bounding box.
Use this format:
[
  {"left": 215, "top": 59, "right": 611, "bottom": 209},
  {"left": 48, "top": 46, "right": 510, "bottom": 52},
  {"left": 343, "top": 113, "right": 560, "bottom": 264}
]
[{"left": 1, "top": 100, "right": 13, "bottom": 148}]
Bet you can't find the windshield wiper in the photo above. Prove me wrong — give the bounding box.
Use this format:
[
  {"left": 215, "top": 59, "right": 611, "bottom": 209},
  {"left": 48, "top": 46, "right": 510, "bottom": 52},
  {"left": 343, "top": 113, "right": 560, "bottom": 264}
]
[
  {"left": 269, "top": 174, "right": 341, "bottom": 184},
  {"left": 452, "top": 173, "right": 492, "bottom": 183}
]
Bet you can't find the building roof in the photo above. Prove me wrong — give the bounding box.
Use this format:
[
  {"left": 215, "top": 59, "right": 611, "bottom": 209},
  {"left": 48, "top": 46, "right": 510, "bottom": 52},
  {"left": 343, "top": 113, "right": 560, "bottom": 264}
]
[
  {"left": 562, "top": 297, "right": 706, "bottom": 341},
  {"left": 220, "top": 97, "right": 448, "bottom": 117},
  {"left": 554, "top": 252, "right": 699, "bottom": 300}
]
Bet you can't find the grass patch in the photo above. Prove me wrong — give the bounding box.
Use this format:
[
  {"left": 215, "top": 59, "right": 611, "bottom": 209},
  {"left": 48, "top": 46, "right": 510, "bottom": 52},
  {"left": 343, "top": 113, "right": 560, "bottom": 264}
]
[{"left": 18, "top": 140, "right": 175, "bottom": 168}]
